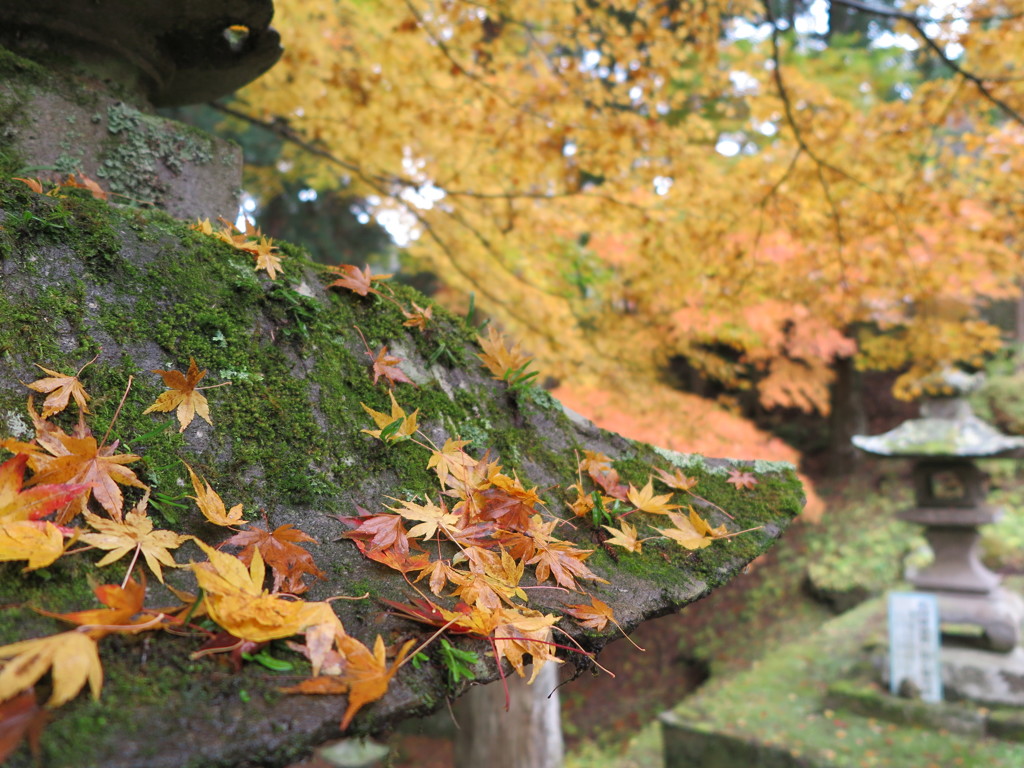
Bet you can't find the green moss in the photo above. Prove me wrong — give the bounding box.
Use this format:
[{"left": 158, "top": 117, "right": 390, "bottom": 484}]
[{"left": 0, "top": 173, "right": 803, "bottom": 765}]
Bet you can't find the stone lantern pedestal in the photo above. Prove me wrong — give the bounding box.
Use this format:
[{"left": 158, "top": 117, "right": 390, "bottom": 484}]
[{"left": 854, "top": 374, "right": 1024, "bottom": 704}]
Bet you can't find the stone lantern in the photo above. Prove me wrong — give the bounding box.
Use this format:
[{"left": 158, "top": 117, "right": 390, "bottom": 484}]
[{"left": 853, "top": 371, "right": 1024, "bottom": 703}]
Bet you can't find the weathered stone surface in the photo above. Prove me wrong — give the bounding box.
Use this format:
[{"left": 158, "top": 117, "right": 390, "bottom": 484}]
[{"left": 1, "top": 49, "right": 242, "bottom": 220}]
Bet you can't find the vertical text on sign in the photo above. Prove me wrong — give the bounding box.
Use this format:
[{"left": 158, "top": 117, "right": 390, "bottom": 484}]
[{"left": 888, "top": 592, "right": 942, "bottom": 703}]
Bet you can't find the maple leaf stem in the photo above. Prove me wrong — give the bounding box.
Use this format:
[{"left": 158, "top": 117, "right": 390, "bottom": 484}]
[
  {"left": 121, "top": 543, "right": 142, "bottom": 589},
  {"left": 606, "top": 617, "right": 646, "bottom": 653},
  {"left": 325, "top": 592, "right": 370, "bottom": 602},
  {"left": 75, "top": 351, "right": 100, "bottom": 378},
  {"left": 352, "top": 325, "right": 373, "bottom": 358},
  {"left": 195, "top": 381, "right": 232, "bottom": 391},
  {"left": 688, "top": 492, "right": 734, "bottom": 520},
  {"left": 716, "top": 525, "right": 765, "bottom": 539},
  {"left": 100, "top": 374, "right": 133, "bottom": 448}
]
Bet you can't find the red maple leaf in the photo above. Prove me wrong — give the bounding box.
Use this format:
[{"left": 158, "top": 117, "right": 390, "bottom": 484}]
[{"left": 219, "top": 523, "right": 326, "bottom": 595}]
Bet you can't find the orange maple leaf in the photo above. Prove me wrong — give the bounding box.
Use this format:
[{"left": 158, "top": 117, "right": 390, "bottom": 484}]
[
  {"left": 13, "top": 177, "right": 44, "bottom": 195},
  {"left": 726, "top": 468, "right": 758, "bottom": 490},
  {"left": 281, "top": 633, "right": 415, "bottom": 730},
  {"left": 37, "top": 577, "right": 160, "bottom": 639},
  {"left": 652, "top": 467, "right": 699, "bottom": 492},
  {"left": 402, "top": 301, "right": 433, "bottom": 331},
  {"left": 2, "top": 414, "right": 145, "bottom": 523},
  {"left": 325, "top": 264, "right": 392, "bottom": 296},
  {"left": 368, "top": 345, "right": 413, "bottom": 388},
  {"left": 563, "top": 596, "right": 615, "bottom": 631},
  {"left": 360, "top": 392, "right": 419, "bottom": 441},
  {"left": 25, "top": 358, "right": 94, "bottom": 418},
  {"left": 220, "top": 522, "right": 326, "bottom": 595},
  {"left": 143, "top": 358, "right": 226, "bottom": 432},
  {"left": 59, "top": 173, "right": 108, "bottom": 201}
]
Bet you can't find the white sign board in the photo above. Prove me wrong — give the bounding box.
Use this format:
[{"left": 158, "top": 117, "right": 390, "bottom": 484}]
[{"left": 888, "top": 592, "right": 942, "bottom": 702}]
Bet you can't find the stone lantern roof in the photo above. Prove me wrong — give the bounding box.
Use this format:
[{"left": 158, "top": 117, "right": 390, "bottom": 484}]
[{"left": 852, "top": 371, "right": 1024, "bottom": 459}]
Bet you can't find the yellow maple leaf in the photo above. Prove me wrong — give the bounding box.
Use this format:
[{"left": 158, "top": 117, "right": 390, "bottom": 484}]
[
  {"left": 143, "top": 358, "right": 226, "bottom": 432},
  {"left": 25, "top": 360, "right": 94, "bottom": 418},
  {"left": 0, "top": 631, "right": 102, "bottom": 707},
  {"left": 626, "top": 479, "right": 679, "bottom": 516},
  {"left": 476, "top": 326, "right": 534, "bottom": 383},
  {"left": 425, "top": 438, "right": 475, "bottom": 487},
  {"left": 81, "top": 505, "right": 187, "bottom": 583},
  {"left": 184, "top": 463, "right": 246, "bottom": 527},
  {"left": 0, "top": 521, "right": 66, "bottom": 570},
  {"left": 657, "top": 509, "right": 715, "bottom": 550},
  {"left": 360, "top": 392, "right": 419, "bottom": 442},
  {"left": 252, "top": 236, "right": 283, "bottom": 280},
  {"left": 386, "top": 496, "right": 459, "bottom": 541},
  {"left": 492, "top": 607, "right": 562, "bottom": 683},
  {"left": 190, "top": 540, "right": 342, "bottom": 648},
  {"left": 601, "top": 520, "right": 643, "bottom": 553}
]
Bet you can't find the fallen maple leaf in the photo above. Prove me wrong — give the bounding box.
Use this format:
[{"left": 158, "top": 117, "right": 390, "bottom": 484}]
[
  {"left": 13, "top": 177, "right": 44, "bottom": 195},
  {"left": 325, "top": 264, "right": 392, "bottom": 296},
  {"left": 81, "top": 504, "right": 187, "bottom": 583},
  {"left": 281, "top": 633, "right": 415, "bottom": 730},
  {"left": 2, "top": 412, "right": 145, "bottom": 522},
  {"left": 0, "top": 453, "right": 90, "bottom": 524},
  {"left": 220, "top": 522, "right": 326, "bottom": 595},
  {"left": 563, "top": 596, "right": 615, "bottom": 631},
  {"left": 334, "top": 506, "right": 411, "bottom": 556},
  {"left": 0, "top": 689, "right": 47, "bottom": 764},
  {"left": 625, "top": 479, "right": 679, "bottom": 516},
  {"left": 492, "top": 608, "right": 562, "bottom": 682},
  {"left": 252, "top": 236, "right": 283, "bottom": 280},
  {"left": 476, "top": 326, "right": 534, "bottom": 383},
  {"left": 191, "top": 540, "right": 341, "bottom": 650},
  {"left": 25, "top": 358, "right": 94, "bottom": 418},
  {"left": 653, "top": 467, "right": 699, "bottom": 492},
  {"left": 426, "top": 438, "right": 475, "bottom": 488},
  {"left": 726, "top": 468, "right": 758, "bottom": 490},
  {"left": 368, "top": 345, "right": 413, "bottom": 388},
  {"left": 402, "top": 301, "right": 433, "bottom": 331},
  {"left": 143, "top": 358, "right": 225, "bottom": 432},
  {"left": 38, "top": 577, "right": 157, "bottom": 639},
  {"left": 361, "top": 392, "right": 418, "bottom": 441},
  {"left": 0, "top": 631, "right": 102, "bottom": 707},
  {"left": 185, "top": 464, "right": 246, "bottom": 527},
  {"left": 657, "top": 508, "right": 723, "bottom": 550},
  {"left": 59, "top": 173, "right": 108, "bottom": 201},
  {"left": 387, "top": 496, "right": 459, "bottom": 541},
  {"left": 601, "top": 520, "right": 643, "bottom": 553},
  {"left": 0, "top": 521, "right": 66, "bottom": 570}
]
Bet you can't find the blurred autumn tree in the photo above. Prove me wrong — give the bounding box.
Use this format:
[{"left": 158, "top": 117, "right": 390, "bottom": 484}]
[{"left": 218, "top": 0, "right": 1024, "bottom": 480}]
